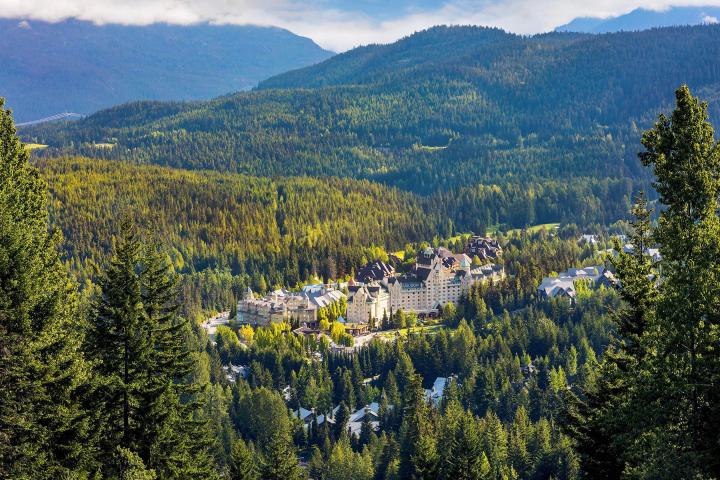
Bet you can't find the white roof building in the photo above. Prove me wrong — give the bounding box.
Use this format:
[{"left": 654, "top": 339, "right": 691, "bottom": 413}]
[
  {"left": 538, "top": 265, "right": 616, "bottom": 301},
  {"left": 348, "top": 403, "right": 380, "bottom": 436},
  {"left": 424, "top": 377, "right": 448, "bottom": 406}
]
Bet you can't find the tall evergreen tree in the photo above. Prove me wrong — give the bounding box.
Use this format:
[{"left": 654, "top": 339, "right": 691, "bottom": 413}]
[
  {"left": 229, "top": 438, "right": 258, "bottom": 480},
  {"left": 565, "top": 194, "right": 657, "bottom": 479},
  {"left": 398, "top": 375, "right": 438, "bottom": 480},
  {"left": 635, "top": 84, "right": 720, "bottom": 477},
  {"left": 441, "top": 411, "right": 488, "bottom": 480},
  {"left": 86, "top": 224, "right": 217, "bottom": 478},
  {"left": 260, "top": 430, "right": 304, "bottom": 480},
  {"left": 0, "top": 99, "right": 94, "bottom": 478},
  {"left": 570, "top": 85, "right": 720, "bottom": 479},
  {"left": 375, "top": 433, "right": 400, "bottom": 480},
  {"left": 334, "top": 401, "right": 351, "bottom": 440},
  {"left": 613, "top": 192, "right": 656, "bottom": 356},
  {"left": 359, "top": 408, "right": 376, "bottom": 448}
]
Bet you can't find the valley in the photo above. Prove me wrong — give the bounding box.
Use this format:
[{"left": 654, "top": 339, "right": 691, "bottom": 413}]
[{"left": 3, "top": 14, "right": 720, "bottom": 480}]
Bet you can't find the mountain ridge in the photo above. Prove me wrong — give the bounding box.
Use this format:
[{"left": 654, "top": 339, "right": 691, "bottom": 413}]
[
  {"left": 556, "top": 6, "right": 720, "bottom": 33},
  {"left": 22, "top": 24, "right": 720, "bottom": 228},
  {"left": 0, "top": 18, "right": 333, "bottom": 121}
]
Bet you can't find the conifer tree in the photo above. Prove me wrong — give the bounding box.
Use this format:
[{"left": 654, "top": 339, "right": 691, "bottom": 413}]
[
  {"left": 612, "top": 192, "right": 656, "bottom": 356},
  {"left": 86, "top": 225, "right": 217, "bottom": 478},
  {"left": 229, "top": 438, "right": 258, "bottom": 480},
  {"left": 359, "top": 408, "right": 375, "bottom": 447},
  {"left": 437, "top": 395, "right": 463, "bottom": 479},
  {"left": 635, "top": 84, "right": 720, "bottom": 476},
  {"left": 308, "top": 446, "right": 325, "bottom": 480},
  {"left": 570, "top": 85, "right": 720, "bottom": 479},
  {"left": 375, "top": 433, "right": 400, "bottom": 480},
  {"left": 398, "top": 375, "right": 438, "bottom": 479},
  {"left": 260, "top": 430, "right": 304, "bottom": 480},
  {"left": 442, "top": 411, "right": 487, "bottom": 480},
  {"left": 334, "top": 401, "right": 351, "bottom": 440},
  {"left": 0, "top": 99, "right": 94, "bottom": 478},
  {"left": 116, "top": 446, "right": 157, "bottom": 480},
  {"left": 565, "top": 194, "right": 656, "bottom": 479}
]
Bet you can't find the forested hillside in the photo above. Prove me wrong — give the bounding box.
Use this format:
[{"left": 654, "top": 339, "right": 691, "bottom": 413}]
[
  {"left": 4, "top": 41, "right": 720, "bottom": 477},
  {"left": 4, "top": 96, "right": 620, "bottom": 478},
  {"left": 23, "top": 25, "right": 720, "bottom": 206},
  {"left": 39, "top": 157, "right": 442, "bottom": 315},
  {"left": 39, "top": 157, "right": 630, "bottom": 317}
]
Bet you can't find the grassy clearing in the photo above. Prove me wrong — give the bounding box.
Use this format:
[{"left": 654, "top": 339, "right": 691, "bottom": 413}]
[
  {"left": 24, "top": 143, "right": 48, "bottom": 151},
  {"left": 487, "top": 223, "right": 560, "bottom": 236},
  {"left": 416, "top": 144, "right": 448, "bottom": 151},
  {"left": 376, "top": 324, "right": 444, "bottom": 338}
]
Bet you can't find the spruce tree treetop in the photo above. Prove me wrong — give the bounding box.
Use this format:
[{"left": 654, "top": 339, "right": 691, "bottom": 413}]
[{"left": 640, "top": 85, "right": 720, "bottom": 225}]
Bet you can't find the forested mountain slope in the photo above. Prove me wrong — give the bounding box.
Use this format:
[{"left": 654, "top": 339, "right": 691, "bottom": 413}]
[
  {"left": 39, "top": 157, "right": 441, "bottom": 314},
  {"left": 40, "top": 156, "right": 631, "bottom": 315},
  {"left": 0, "top": 18, "right": 332, "bottom": 122},
  {"left": 24, "top": 25, "right": 720, "bottom": 196}
]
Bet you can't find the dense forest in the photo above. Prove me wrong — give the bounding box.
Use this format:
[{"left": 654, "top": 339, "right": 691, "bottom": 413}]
[
  {"left": 22, "top": 25, "right": 720, "bottom": 201},
  {"left": 3, "top": 31, "right": 720, "bottom": 480},
  {"left": 5, "top": 86, "right": 720, "bottom": 478},
  {"left": 39, "top": 157, "right": 443, "bottom": 317},
  {"left": 37, "top": 156, "right": 631, "bottom": 318}
]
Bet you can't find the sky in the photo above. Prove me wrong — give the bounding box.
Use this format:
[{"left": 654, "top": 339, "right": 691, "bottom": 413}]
[{"left": 3, "top": 0, "right": 720, "bottom": 51}]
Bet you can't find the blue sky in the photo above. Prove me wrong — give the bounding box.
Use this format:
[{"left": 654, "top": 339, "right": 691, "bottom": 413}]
[{"left": 3, "top": 0, "right": 720, "bottom": 51}]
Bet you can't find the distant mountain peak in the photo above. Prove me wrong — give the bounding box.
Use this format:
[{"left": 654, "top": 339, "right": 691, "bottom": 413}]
[
  {"left": 556, "top": 6, "right": 720, "bottom": 33},
  {"left": 0, "top": 18, "right": 333, "bottom": 122}
]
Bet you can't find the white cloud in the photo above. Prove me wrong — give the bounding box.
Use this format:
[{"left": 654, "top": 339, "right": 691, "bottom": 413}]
[
  {"left": 702, "top": 14, "right": 719, "bottom": 22},
  {"left": 2, "top": 0, "right": 720, "bottom": 51}
]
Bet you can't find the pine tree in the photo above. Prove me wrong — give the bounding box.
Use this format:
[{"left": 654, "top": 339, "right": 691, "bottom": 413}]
[
  {"left": 359, "top": 408, "right": 375, "bottom": 447},
  {"left": 334, "top": 401, "right": 351, "bottom": 440},
  {"left": 398, "top": 375, "right": 438, "bottom": 479},
  {"left": 87, "top": 225, "right": 217, "bottom": 478},
  {"left": 260, "top": 430, "right": 304, "bottom": 480},
  {"left": 375, "top": 433, "right": 400, "bottom": 480},
  {"left": 613, "top": 192, "right": 656, "bottom": 356},
  {"left": 0, "top": 98, "right": 94, "bottom": 478},
  {"left": 86, "top": 225, "right": 152, "bottom": 474},
  {"left": 437, "top": 395, "right": 462, "bottom": 479},
  {"left": 441, "top": 411, "right": 486, "bottom": 480},
  {"left": 565, "top": 194, "right": 656, "bottom": 479},
  {"left": 116, "top": 446, "right": 157, "bottom": 480},
  {"left": 229, "top": 438, "right": 258, "bottom": 480},
  {"left": 571, "top": 85, "right": 720, "bottom": 479},
  {"left": 635, "top": 84, "right": 720, "bottom": 477},
  {"left": 307, "top": 445, "right": 326, "bottom": 480}
]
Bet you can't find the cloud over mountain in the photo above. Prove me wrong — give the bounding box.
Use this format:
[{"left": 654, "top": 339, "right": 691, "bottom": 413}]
[{"left": 3, "top": 0, "right": 720, "bottom": 50}]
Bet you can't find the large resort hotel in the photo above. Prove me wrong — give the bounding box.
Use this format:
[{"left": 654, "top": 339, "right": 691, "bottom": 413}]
[
  {"left": 347, "top": 237, "right": 504, "bottom": 324},
  {"left": 237, "top": 235, "right": 504, "bottom": 328}
]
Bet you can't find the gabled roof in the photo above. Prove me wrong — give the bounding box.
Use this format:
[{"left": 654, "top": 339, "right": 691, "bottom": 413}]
[
  {"left": 349, "top": 402, "right": 381, "bottom": 423},
  {"left": 293, "top": 407, "right": 314, "bottom": 422},
  {"left": 463, "top": 236, "right": 502, "bottom": 259},
  {"left": 424, "top": 377, "right": 448, "bottom": 406},
  {"left": 356, "top": 260, "right": 395, "bottom": 283},
  {"left": 415, "top": 268, "right": 432, "bottom": 281}
]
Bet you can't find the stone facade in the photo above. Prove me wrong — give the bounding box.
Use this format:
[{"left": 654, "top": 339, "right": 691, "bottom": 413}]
[
  {"left": 346, "top": 283, "right": 390, "bottom": 324},
  {"left": 237, "top": 285, "right": 345, "bottom": 326},
  {"left": 347, "top": 246, "right": 504, "bottom": 322}
]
